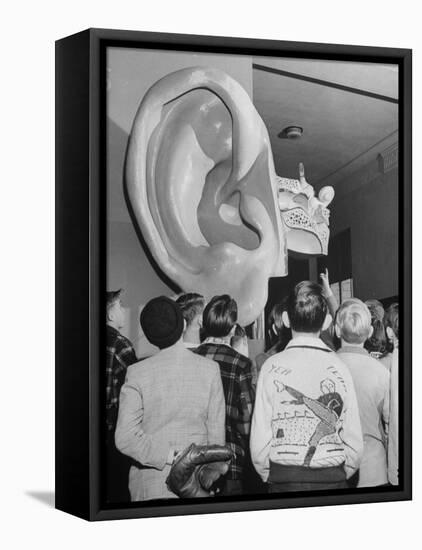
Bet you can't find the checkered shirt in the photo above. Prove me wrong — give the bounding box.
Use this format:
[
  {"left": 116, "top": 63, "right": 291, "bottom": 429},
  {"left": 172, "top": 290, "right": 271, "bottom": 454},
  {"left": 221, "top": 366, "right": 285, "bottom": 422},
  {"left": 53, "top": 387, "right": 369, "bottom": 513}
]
[
  {"left": 194, "top": 342, "right": 255, "bottom": 479},
  {"left": 106, "top": 325, "right": 137, "bottom": 432}
]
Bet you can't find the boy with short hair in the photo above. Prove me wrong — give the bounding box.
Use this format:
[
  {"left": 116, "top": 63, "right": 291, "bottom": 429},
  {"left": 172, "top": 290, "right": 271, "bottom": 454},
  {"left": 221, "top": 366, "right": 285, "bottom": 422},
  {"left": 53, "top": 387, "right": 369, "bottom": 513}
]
[
  {"left": 176, "top": 292, "right": 205, "bottom": 349},
  {"left": 195, "top": 294, "right": 254, "bottom": 496},
  {"left": 230, "top": 324, "right": 249, "bottom": 358},
  {"left": 336, "top": 299, "right": 390, "bottom": 487},
  {"left": 251, "top": 281, "right": 363, "bottom": 493}
]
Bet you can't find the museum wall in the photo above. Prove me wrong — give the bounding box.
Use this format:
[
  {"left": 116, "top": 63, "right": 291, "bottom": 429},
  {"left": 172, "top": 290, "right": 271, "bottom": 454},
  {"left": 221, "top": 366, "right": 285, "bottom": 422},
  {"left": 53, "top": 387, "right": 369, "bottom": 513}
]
[{"left": 329, "top": 147, "right": 399, "bottom": 302}]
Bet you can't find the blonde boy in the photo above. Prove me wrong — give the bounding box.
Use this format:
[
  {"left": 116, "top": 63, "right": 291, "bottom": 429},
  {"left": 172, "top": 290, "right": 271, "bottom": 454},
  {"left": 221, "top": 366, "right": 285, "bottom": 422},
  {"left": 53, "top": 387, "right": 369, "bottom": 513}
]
[{"left": 336, "top": 299, "right": 390, "bottom": 487}]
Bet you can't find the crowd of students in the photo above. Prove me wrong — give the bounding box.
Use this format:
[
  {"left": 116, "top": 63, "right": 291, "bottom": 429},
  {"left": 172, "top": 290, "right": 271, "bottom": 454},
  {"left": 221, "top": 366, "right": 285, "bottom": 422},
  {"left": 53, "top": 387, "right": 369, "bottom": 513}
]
[{"left": 105, "top": 273, "right": 399, "bottom": 503}]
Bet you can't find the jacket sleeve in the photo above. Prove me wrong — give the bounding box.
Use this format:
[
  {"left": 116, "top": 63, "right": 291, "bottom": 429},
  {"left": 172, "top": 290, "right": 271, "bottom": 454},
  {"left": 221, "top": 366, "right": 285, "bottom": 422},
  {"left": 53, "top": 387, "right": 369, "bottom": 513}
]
[
  {"left": 115, "top": 367, "right": 171, "bottom": 470},
  {"left": 388, "top": 350, "right": 399, "bottom": 485},
  {"left": 339, "top": 367, "right": 364, "bottom": 478},
  {"left": 250, "top": 361, "right": 273, "bottom": 482},
  {"left": 115, "top": 337, "right": 138, "bottom": 368},
  {"left": 381, "top": 369, "right": 390, "bottom": 440},
  {"left": 206, "top": 365, "right": 226, "bottom": 446},
  {"left": 325, "top": 292, "right": 339, "bottom": 321}
]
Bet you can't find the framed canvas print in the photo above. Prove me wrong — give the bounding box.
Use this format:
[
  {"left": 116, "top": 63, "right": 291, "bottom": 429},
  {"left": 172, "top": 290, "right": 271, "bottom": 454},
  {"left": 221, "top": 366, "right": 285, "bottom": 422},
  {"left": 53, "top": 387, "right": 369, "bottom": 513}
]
[{"left": 55, "top": 28, "right": 412, "bottom": 521}]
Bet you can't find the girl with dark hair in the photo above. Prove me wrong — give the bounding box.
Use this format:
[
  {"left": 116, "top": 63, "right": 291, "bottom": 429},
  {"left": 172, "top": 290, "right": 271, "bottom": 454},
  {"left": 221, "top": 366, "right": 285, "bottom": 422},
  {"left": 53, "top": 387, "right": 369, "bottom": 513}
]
[
  {"left": 364, "top": 299, "right": 388, "bottom": 359},
  {"left": 255, "top": 300, "right": 292, "bottom": 377},
  {"left": 380, "top": 303, "right": 399, "bottom": 371}
]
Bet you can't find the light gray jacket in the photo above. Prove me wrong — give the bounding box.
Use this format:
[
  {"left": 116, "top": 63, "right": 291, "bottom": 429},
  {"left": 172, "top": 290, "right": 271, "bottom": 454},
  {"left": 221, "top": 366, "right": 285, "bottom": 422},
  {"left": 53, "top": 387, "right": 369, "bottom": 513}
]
[{"left": 115, "top": 340, "right": 225, "bottom": 501}]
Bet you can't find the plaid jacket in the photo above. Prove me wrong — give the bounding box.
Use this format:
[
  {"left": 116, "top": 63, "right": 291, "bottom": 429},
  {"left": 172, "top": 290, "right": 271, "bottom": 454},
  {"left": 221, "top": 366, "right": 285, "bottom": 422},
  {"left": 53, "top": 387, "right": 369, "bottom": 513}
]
[
  {"left": 106, "top": 325, "right": 137, "bottom": 432},
  {"left": 194, "top": 342, "right": 255, "bottom": 480}
]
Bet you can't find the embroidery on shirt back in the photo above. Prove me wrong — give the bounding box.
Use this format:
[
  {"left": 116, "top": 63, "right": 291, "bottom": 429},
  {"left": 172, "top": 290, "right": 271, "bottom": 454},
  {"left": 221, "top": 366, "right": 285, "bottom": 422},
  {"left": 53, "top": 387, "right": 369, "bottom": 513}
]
[{"left": 271, "top": 378, "right": 344, "bottom": 467}]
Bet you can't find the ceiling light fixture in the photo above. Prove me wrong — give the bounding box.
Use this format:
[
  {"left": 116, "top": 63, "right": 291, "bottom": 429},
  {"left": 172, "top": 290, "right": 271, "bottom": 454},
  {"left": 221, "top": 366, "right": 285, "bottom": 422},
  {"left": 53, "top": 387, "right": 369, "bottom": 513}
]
[{"left": 278, "top": 126, "right": 304, "bottom": 139}]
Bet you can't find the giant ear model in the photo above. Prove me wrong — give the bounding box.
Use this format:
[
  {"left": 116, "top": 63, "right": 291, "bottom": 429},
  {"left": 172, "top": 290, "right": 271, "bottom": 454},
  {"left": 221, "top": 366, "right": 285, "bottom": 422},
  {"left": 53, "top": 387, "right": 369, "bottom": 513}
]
[
  {"left": 125, "top": 67, "right": 333, "bottom": 326},
  {"left": 125, "top": 67, "right": 286, "bottom": 326}
]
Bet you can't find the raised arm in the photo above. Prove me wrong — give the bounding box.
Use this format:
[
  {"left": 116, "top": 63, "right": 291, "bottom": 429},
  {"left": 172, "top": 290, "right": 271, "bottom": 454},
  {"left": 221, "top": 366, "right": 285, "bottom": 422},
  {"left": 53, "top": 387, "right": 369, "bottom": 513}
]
[{"left": 320, "top": 268, "right": 339, "bottom": 319}]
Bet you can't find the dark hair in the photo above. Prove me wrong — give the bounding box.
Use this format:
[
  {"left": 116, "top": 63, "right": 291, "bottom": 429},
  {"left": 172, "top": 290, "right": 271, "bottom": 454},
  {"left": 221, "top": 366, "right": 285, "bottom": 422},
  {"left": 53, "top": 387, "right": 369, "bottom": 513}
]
[
  {"left": 365, "top": 299, "right": 384, "bottom": 321},
  {"left": 267, "top": 300, "right": 291, "bottom": 353},
  {"left": 384, "top": 302, "right": 399, "bottom": 340},
  {"left": 286, "top": 281, "right": 328, "bottom": 333},
  {"left": 106, "top": 289, "right": 122, "bottom": 311},
  {"left": 268, "top": 303, "right": 285, "bottom": 338},
  {"left": 140, "top": 296, "right": 184, "bottom": 349},
  {"left": 364, "top": 300, "right": 388, "bottom": 355},
  {"left": 176, "top": 293, "right": 205, "bottom": 327},
  {"left": 230, "top": 324, "right": 247, "bottom": 348},
  {"left": 202, "top": 294, "right": 237, "bottom": 338}
]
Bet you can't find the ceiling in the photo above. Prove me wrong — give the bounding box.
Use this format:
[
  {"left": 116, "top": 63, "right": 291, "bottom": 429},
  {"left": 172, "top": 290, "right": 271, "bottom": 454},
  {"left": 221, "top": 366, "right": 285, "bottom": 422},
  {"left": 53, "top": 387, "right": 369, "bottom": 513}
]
[
  {"left": 107, "top": 51, "right": 399, "bottom": 223},
  {"left": 252, "top": 57, "right": 398, "bottom": 190}
]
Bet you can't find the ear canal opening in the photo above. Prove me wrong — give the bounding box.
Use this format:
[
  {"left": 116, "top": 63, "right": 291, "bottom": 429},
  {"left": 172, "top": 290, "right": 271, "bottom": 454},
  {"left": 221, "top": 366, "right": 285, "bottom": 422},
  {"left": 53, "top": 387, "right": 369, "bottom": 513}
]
[{"left": 216, "top": 191, "right": 262, "bottom": 250}]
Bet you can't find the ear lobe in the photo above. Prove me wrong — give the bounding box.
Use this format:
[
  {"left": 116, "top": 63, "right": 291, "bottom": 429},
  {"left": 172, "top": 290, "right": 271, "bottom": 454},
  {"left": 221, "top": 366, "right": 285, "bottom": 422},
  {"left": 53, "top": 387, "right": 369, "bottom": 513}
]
[
  {"left": 322, "top": 313, "right": 332, "bottom": 332},
  {"left": 386, "top": 326, "right": 393, "bottom": 340},
  {"left": 281, "top": 311, "right": 290, "bottom": 329}
]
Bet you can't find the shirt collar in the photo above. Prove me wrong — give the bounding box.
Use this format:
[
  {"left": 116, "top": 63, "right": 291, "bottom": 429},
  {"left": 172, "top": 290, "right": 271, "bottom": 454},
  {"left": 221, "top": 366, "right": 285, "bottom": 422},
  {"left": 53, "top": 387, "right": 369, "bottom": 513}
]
[
  {"left": 286, "top": 336, "right": 332, "bottom": 352},
  {"left": 338, "top": 345, "right": 368, "bottom": 356},
  {"left": 203, "top": 337, "right": 232, "bottom": 347},
  {"left": 184, "top": 341, "right": 198, "bottom": 349}
]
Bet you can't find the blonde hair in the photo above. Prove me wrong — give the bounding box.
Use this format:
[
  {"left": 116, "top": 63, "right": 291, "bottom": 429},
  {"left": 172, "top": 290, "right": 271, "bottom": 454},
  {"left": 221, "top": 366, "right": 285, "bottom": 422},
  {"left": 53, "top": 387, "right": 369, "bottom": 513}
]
[{"left": 336, "top": 298, "right": 372, "bottom": 344}]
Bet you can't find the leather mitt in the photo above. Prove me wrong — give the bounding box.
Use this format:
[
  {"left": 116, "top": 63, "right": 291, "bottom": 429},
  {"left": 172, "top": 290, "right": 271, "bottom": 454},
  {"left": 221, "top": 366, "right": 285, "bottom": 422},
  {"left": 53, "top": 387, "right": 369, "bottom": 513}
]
[{"left": 166, "top": 443, "right": 233, "bottom": 498}]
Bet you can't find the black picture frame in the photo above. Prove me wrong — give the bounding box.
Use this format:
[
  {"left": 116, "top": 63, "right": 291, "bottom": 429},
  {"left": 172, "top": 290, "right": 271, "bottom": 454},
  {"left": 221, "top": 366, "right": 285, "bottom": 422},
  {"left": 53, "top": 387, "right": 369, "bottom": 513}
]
[{"left": 55, "top": 28, "right": 412, "bottom": 521}]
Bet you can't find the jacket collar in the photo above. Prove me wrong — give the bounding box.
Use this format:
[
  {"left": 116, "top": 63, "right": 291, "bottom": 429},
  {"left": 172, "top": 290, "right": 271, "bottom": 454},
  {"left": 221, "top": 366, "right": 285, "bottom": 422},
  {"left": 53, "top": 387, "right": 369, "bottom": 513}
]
[
  {"left": 184, "top": 341, "right": 199, "bottom": 349},
  {"left": 203, "top": 337, "right": 232, "bottom": 348},
  {"left": 338, "top": 345, "right": 368, "bottom": 356},
  {"left": 286, "top": 336, "right": 332, "bottom": 352},
  {"left": 158, "top": 339, "right": 186, "bottom": 355}
]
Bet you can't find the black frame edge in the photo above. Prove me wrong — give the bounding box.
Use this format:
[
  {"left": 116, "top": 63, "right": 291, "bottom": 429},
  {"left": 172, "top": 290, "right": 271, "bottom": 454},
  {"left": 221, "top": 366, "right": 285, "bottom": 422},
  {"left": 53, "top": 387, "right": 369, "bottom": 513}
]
[
  {"left": 400, "top": 48, "right": 412, "bottom": 500},
  {"left": 55, "top": 29, "right": 92, "bottom": 521},
  {"left": 55, "top": 28, "right": 412, "bottom": 522},
  {"left": 87, "top": 27, "right": 411, "bottom": 60}
]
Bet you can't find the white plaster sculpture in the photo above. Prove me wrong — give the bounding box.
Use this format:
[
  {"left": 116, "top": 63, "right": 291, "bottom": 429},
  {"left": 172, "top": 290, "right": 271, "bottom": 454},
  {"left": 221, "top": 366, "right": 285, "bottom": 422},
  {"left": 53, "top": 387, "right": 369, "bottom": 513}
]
[{"left": 125, "top": 67, "right": 334, "bottom": 325}]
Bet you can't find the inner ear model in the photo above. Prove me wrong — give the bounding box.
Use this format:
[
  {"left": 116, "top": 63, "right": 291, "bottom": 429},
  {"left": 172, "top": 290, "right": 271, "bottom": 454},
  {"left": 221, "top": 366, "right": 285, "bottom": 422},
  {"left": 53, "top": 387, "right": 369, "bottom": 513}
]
[{"left": 125, "top": 67, "right": 333, "bottom": 326}]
